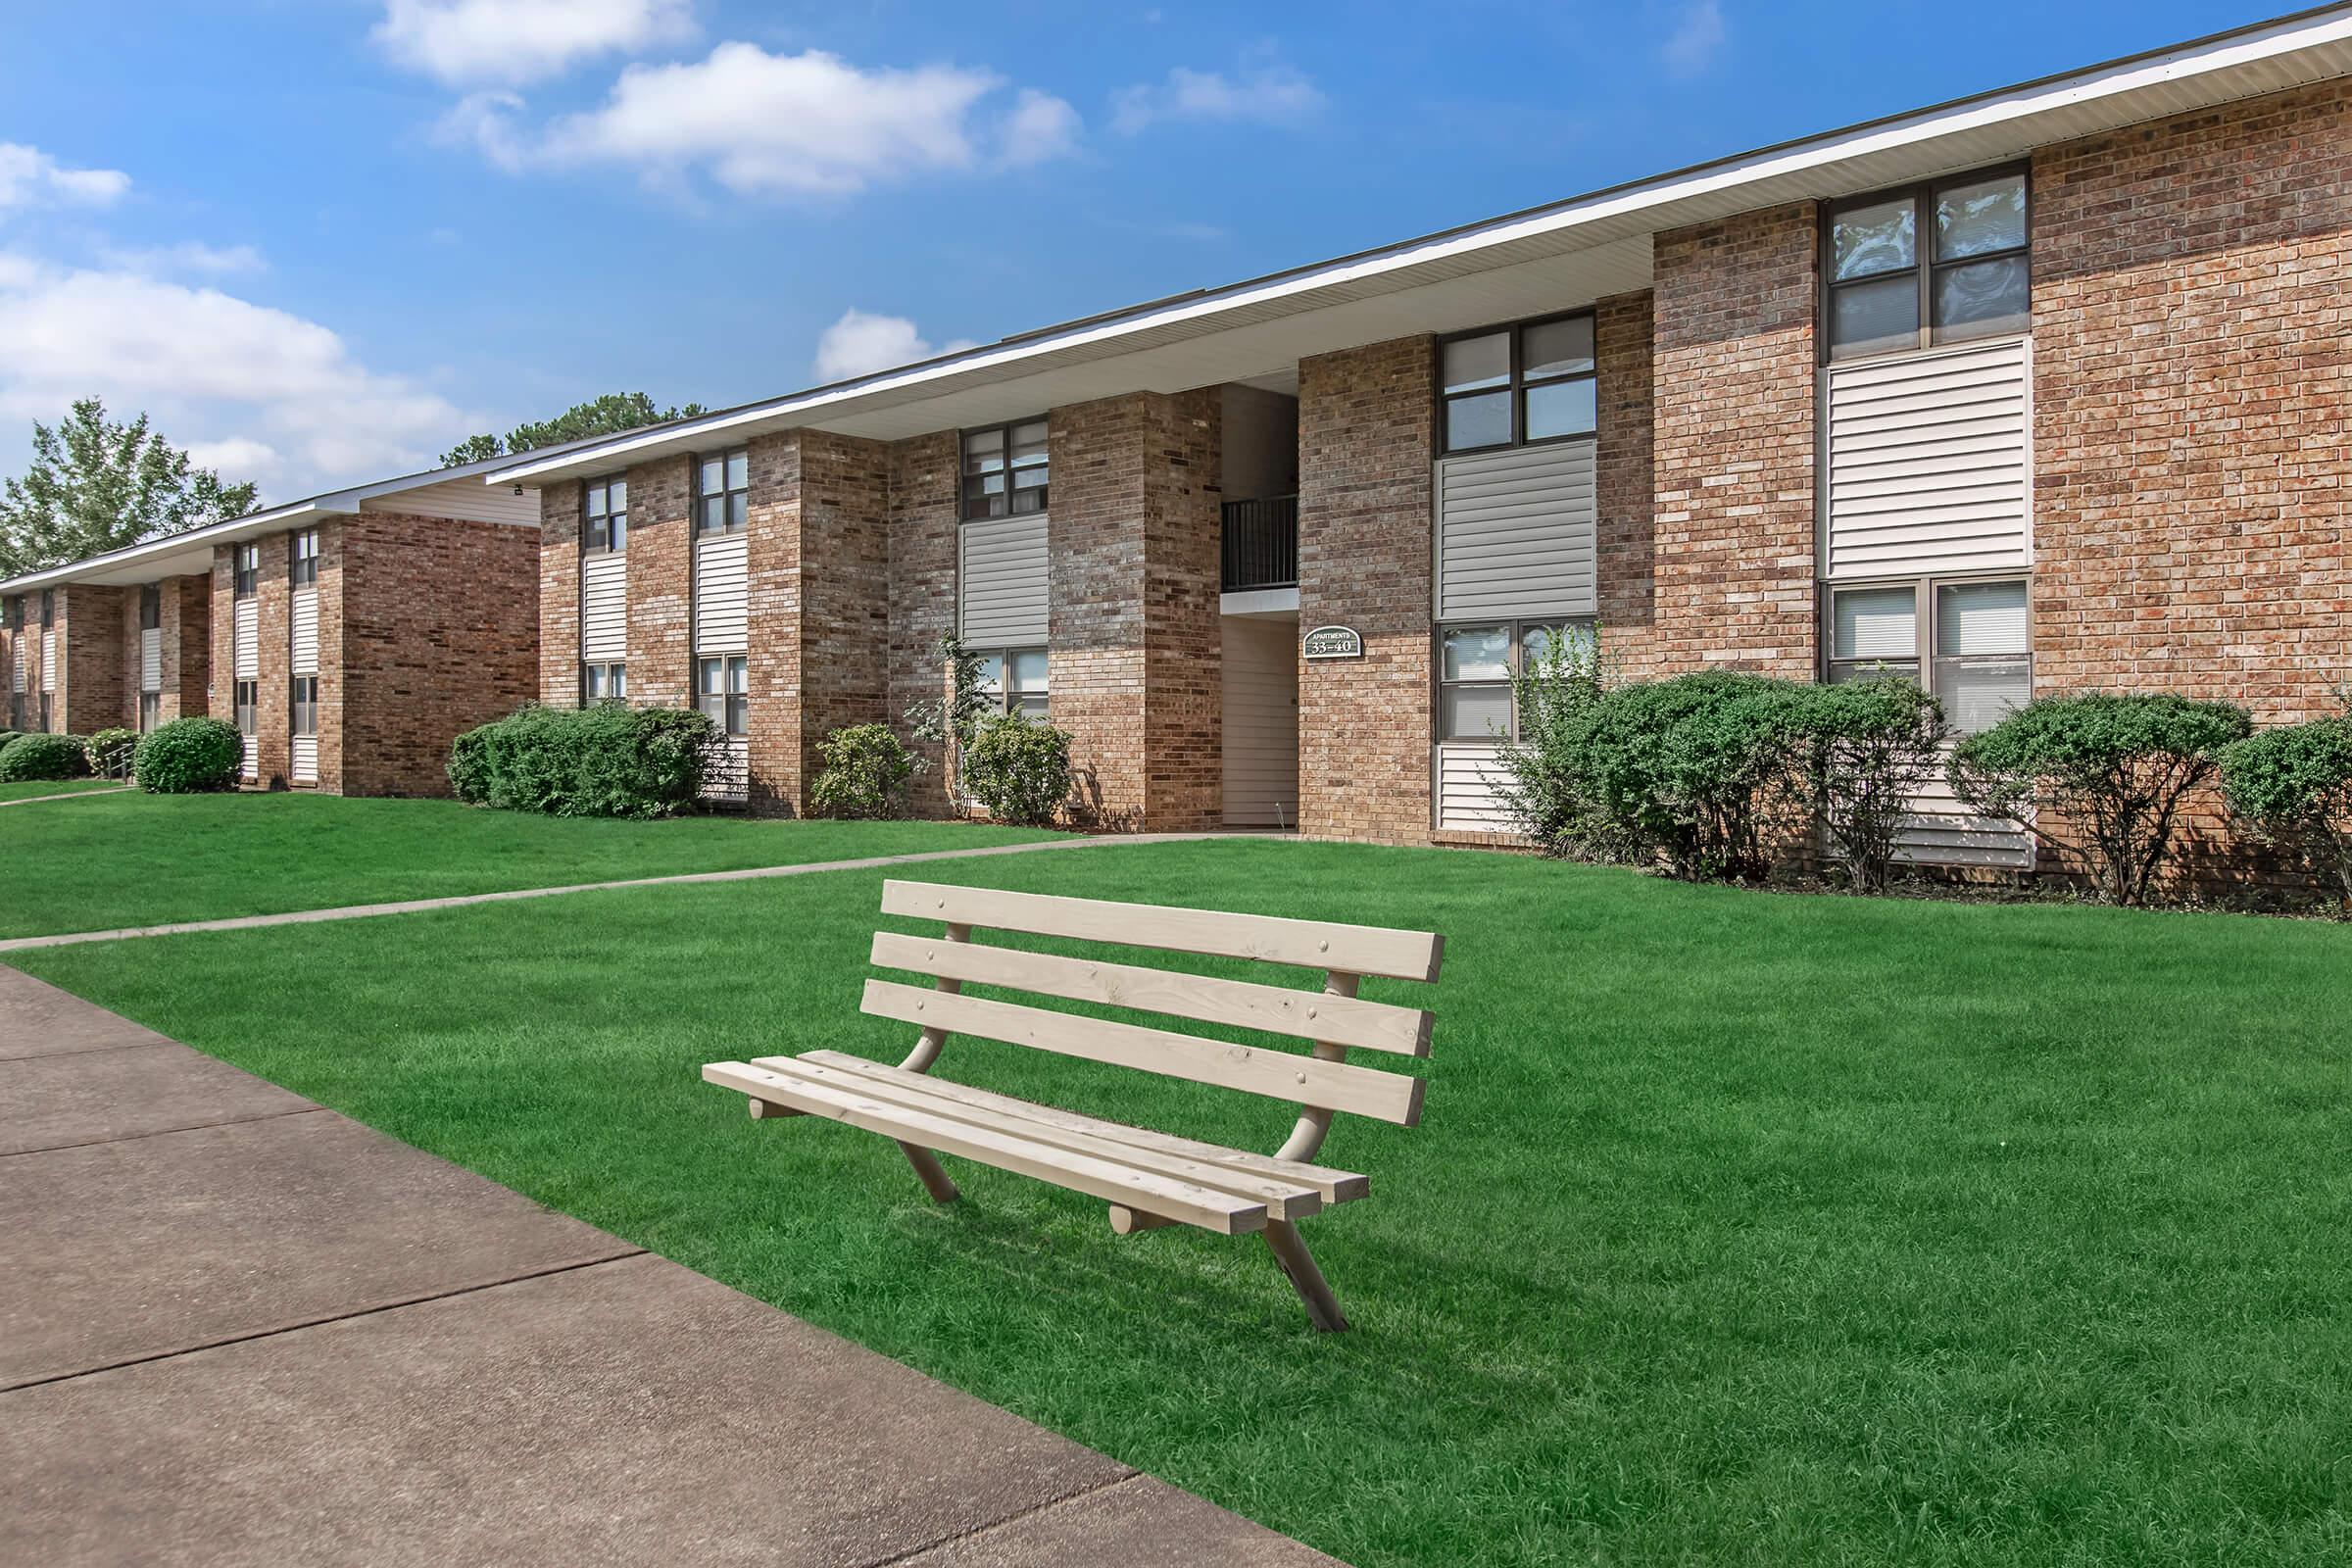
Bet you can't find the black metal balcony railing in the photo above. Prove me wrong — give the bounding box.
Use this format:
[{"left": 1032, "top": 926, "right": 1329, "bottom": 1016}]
[{"left": 1220, "top": 494, "right": 1298, "bottom": 592}]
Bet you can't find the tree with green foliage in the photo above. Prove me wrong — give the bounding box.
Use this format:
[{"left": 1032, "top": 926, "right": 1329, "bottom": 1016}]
[
  {"left": 439, "top": 393, "right": 709, "bottom": 467},
  {"left": 0, "top": 398, "right": 259, "bottom": 575}
]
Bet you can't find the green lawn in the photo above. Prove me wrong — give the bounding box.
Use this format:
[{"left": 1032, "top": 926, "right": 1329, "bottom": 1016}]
[
  {"left": 14, "top": 841, "right": 2351, "bottom": 1566},
  {"left": 0, "top": 778, "right": 132, "bottom": 803},
  {"left": 0, "top": 791, "right": 1056, "bottom": 937}
]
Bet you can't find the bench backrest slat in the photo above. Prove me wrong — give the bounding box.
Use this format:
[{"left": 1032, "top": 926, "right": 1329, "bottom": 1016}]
[
  {"left": 869, "top": 931, "right": 1432, "bottom": 1056},
  {"left": 860, "top": 980, "right": 1425, "bottom": 1126},
  {"left": 880, "top": 880, "right": 1444, "bottom": 983}
]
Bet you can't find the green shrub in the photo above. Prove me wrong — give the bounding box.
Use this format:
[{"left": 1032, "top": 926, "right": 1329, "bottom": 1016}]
[
  {"left": 132, "top": 717, "right": 243, "bottom": 793},
  {"left": 961, "top": 712, "right": 1071, "bottom": 827},
  {"left": 447, "top": 705, "right": 719, "bottom": 819},
  {"left": 809, "top": 723, "right": 918, "bottom": 819},
  {"left": 904, "top": 634, "right": 993, "bottom": 811},
  {"left": 1950, "top": 692, "right": 2252, "bottom": 906},
  {"left": 2219, "top": 715, "right": 2352, "bottom": 904},
  {"left": 85, "top": 726, "right": 138, "bottom": 779},
  {"left": 0, "top": 731, "right": 90, "bottom": 783},
  {"left": 1495, "top": 626, "right": 1641, "bottom": 861},
  {"left": 1787, "top": 678, "right": 1949, "bottom": 893}
]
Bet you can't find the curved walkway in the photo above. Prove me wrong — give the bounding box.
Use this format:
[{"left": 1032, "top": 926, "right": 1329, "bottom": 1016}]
[{"left": 0, "top": 831, "right": 1254, "bottom": 954}]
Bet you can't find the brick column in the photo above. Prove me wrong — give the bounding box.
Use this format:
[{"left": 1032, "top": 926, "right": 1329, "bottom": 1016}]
[
  {"left": 888, "top": 432, "right": 960, "bottom": 816},
  {"left": 167, "top": 574, "right": 210, "bottom": 721},
  {"left": 625, "top": 456, "right": 693, "bottom": 708},
  {"left": 1651, "top": 201, "right": 1818, "bottom": 677},
  {"left": 1297, "top": 334, "right": 1436, "bottom": 844},
  {"left": 55, "top": 584, "right": 127, "bottom": 736},
  {"left": 743, "top": 432, "right": 803, "bottom": 813},
  {"left": 796, "top": 430, "right": 892, "bottom": 810},
  {"left": 1596, "top": 288, "right": 1664, "bottom": 679},
  {"left": 209, "top": 549, "right": 236, "bottom": 721},
  {"left": 315, "top": 520, "right": 347, "bottom": 794},
  {"left": 253, "top": 531, "right": 292, "bottom": 787},
  {"left": 538, "top": 483, "right": 583, "bottom": 706},
  {"left": 119, "top": 589, "right": 143, "bottom": 729}
]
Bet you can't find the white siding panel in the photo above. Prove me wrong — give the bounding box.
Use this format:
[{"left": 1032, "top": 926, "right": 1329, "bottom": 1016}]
[
  {"left": 140, "top": 628, "right": 162, "bottom": 693},
  {"left": 581, "top": 552, "right": 628, "bottom": 662},
  {"left": 694, "top": 534, "right": 750, "bottom": 653},
  {"left": 1825, "top": 338, "right": 2033, "bottom": 580},
  {"left": 11, "top": 633, "right": 24, "bottom": 692},
  {"left": 702, "top": 737, "right": 750, "bottom": 804},
  {"left": 1220, "top": 617, "right": 1298, "bottom": 828},
  {"left": 233, "top": 600, "right": 259, "bottom": 679},
  {"left": 241, "top": 734, "right": 257, "bottom": 780},
  {"left": 290, "top": 736, "right": 318, "bottom": 784},
  {"left": 1437, "top": 743, "right": 1515, "bottom": 832},
  {"left": 1437, "top": 443, "right": 1597, "bottom": 621},
  {"left": 1890, "top": 748, "right": 2034, "bottom": 870},
  {"left": 40, "top": 627, "right": 56, "bottom": 692},
  {"left": 290, "top": 586, "right": 318, "bottom": 675},
  {"left": 361, "top": 477, "right": 543, "bottom": 527},
  {"left": 959, "top": 514, "right": 1049, "bottom": 645}
]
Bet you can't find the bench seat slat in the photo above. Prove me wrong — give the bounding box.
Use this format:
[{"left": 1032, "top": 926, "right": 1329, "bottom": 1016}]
[
  {"left": 868, "top": 931, "right": 1432, "bottom": 1056},
  {"left": 882, "top": 880, "right": 1445, "bottom": 983},
  {"left": 747, "top": 1054, "right": 1325, "bottom": 1219},
  {"left": 800, "top": 1052, "right": 1370, "bottom": 1202},
  {"left": 703, "top": 1060, "right": 1270, "bottom": 1234},
  {"left": 860, "top": 980, "right": 1424, "bottom": 1127}
]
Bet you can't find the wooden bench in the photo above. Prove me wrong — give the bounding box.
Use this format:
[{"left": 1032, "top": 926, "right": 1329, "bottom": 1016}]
[{"left": 703, "top": 878, "right": 1445, "bottom": 1332}]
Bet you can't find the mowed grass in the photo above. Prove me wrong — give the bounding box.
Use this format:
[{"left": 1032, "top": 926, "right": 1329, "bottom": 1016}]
[
  {"left": 0, "top": 779, "right": 131, "bottom": 803},
  {"left": 0, "top": 790, "right": 1057, "bottom": 937},
  {"left": 15, "top": 840, "right": 2352, "bottom": 1566}
]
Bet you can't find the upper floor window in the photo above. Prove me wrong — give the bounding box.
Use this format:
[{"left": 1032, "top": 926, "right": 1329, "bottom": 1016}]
[
  {"left": 139, "top": 585, "right": 161, "bottom": 630},
  {"left": 961, "top": 419, "right": 1048, "bottom": 520},
  {"left": 586, "top": 476, "right": 629, "bottom": 552},
  {"left": 697, "top": 450, "right": 748, "bottom": 536},
  {"left": 290, "top": 529, "right": 320, "bottom": 587},
  {"left": 1439, "top": 314, "right": 1596, "bottom": 455},
  {"left": 39, "top": 589, "right": 54, "bottom": 626},
  {"left": 232, "top": 545, "right": 260, "bottom": 598},
  {"left": 4, "top": 595, "right": 20, "bottom": 630},
  {"left": 1826, "top": 167, "right": 2029, "bottom": 362}
]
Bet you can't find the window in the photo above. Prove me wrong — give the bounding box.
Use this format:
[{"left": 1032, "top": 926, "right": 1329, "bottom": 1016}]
[
  {"left": 974, "top": 648, "right": 1049, "bottom": 717},
  {"left": 139, "top": 585, "right": 161, "bottom": 630},
  {"left": 1827, "top": 576, "right": 2031, "bottom": 734},
  {"left": 138, "top": 693, "right": 161, "bottom": 732},
  {"left": 291, "top": 675, "right": 318, "bottom": 737},
  {"left": 586, "top": 476, "right": 628, "bottom": 552},
  {"left": 1438, "top": 314, "right": 1597, "bottom": 455},
  {"left": 1438, "top": 619, "right": 1594, "bottom": 741},
  {"left": 290, "top": 529, "right": 320, "bottom": 586},
  {"left": 233, "top": 679, "right": 258, "bottom": 736},
  {"left": 582, "top": 662, "right": 627, "bottom": 704},
  {"left": 40, "top": 589, "right": 54, "bottom": 627},
  {"left": 233, "top": 544, "right": 260, "bottom": 598},
  {"left": 1826, "top": 167, "right": 2029, "bottom": 361},
  {"left": 696, "top": 450, "right": 748, "bottom": 536},
  {"left": 960, "top": 419, "right": 1049, "bottom": 520},
  {"left": 697, "top": 655, "right": 748, "bottom": 735},
  {"left": 4, "top": 596, "right": 19, "bottom": 630}
]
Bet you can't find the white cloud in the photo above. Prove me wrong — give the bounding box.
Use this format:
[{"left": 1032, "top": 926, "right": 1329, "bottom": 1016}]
[
  {"left": 0, "top": 254, "right": 474, "bottom": 499},
  {"left": 97, "top": 241, "right": 267, "bottom": 277},
  {"left": 1661, "top": 1, "right": 1728, "bottom": 77},
  {"left": 811, "top": 309, "right": 978, "bottom": 382},
  {"left": 1109, "top": 59, "right": 1324, "bottom": 134},
  {"left": 457, "top": 43, "right": 1080, "bottom": 197},
  {"left": 0, "top": 144, "right": 130, "bottom": 213},
  {"left": 372, "top": 0, "right": 696, "bottom": 87}
]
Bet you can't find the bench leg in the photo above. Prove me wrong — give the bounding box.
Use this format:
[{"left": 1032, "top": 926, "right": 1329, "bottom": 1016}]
[
  {"left": 1263, "top": 1219, "right": 1348, "bottom": 1333},
  {"left": 1108, "top": 1204, "right": 1177, "bottom": 1235},
  {"left": 897, "top": 1142, "right": 959, "bottom": 1204}
]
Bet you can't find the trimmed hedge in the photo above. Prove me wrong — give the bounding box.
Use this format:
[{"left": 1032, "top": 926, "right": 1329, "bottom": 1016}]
[
  {"left": 809, "top": 723, "right": 918, "bottom": 819},
  {"left": 2219, "top": 715, "right": 2352, "bottom": 903},
  {"left": 449, "top": 705, "right": 719, "bottom": 819},
  {"left": 962, "top": 712, "right": 1071, "bottom": 827},
  {"left": 133, "top": 717, "right": 244, "bottom": 793},
  {"left": 0, "top": 731, "right": 90, "bottom": 783}
]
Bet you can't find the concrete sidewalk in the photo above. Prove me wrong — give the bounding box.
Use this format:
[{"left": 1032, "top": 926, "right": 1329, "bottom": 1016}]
[{"left": 0, "top": 965, "right": 1344, "bottom": 1567}]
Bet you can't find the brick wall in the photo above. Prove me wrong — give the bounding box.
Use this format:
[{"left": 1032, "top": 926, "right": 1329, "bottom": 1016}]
[
  {"left": 1138, "top": 387, "right": 1223, "bottom": 830},
  {"left": 1596, "top": 288, "right": 1665, "bottom": 678},
  {"left": 796, "top": 430, "right": 893, "bottom": 809},
  {"left": 55, "top": 584, "right": 126, "bottom": 735},
  {"left": 888, "top": 431, "right": 959, "bottom": 815},
  {"left": 118, "top": 589, "right": 142, "bottom": 730},
  {"left": 314, "top": 521, "right": 347, "bottom": 794},
  {"left": 1297, "top": 334, "right": 1436, "bottom": 844},
  {"left": 625, "top": 457, "right": 693, "bottom": 708},
  {"left": 253, "top": 532, "right": 293, "bottom": 787},
  {"left": 165, "top": 574, "right": 210, "bottom": 722},
  {"left": 538, "top": 482, "right": 583, "bottom": 705},
  {"left": 209, "top": 551, "right": 234, "bottom": 727},
  {"left": 337, "top": 513, "right": 539, "bottom": 796},
  {"left": 744, "top": 432, "right": 801, "bottom": 811},
  {"left": 1650, "top": 201, "right": 1819, "bottom": 677}
]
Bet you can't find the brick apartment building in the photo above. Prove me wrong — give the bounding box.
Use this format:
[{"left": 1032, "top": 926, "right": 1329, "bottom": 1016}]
[
  {"left": 0, "top": 457, "right": 541, "bottom": 795},
  {"left": 500, "top": 10, "right": 2351, "bottom": 866}
]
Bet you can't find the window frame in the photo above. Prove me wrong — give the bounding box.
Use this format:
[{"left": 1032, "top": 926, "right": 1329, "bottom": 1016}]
[
  {"left": 1435, "top": 311, "right": 1599, "bottom": 458},
  {"left": 959, "top": 418, "right": 1051, "bottom": 522},
  {"left": 972, "top": 647, "right": 1050, "bottom": 718},
  {"left": 1822, "top": 163, "right": 2031, "bottom": 364},
  {"left": 1435, "top": 616, "right": 1594, "bottom": 744},
  {"left": 290, "top": 528, "right": 320, "bottom": 587},
  {"left": 232, "top": 678, "right": 259, "bottom": 737},
  {"left": 697, "top": 655, "right": 749, "bottom": 736},
  {"left": 40, "top": 589, "right": 54, "bottom": 627},
  {"left": 1822, "top": 571, "right": 2034, "bottom": 734},
  {"left": 694, "top": 449, "right": 749, "bottom": 537},
  {"left": 585, "top": 475, "right": 629, "bottom": 554},
  {"left": 139, "top": 584, "right": 162, "bottom": 630},
  {"left": 232, "top": 544, "right": 260, "bottom": 599},
  {"left": 138, "top": 691, "right": 161, "bottom": 732},
  {"left": 580, "top": 662, "right": 627, "bottom": 705},
  {"left": 290, "top": 674, "right": 319, "bottom": 738}
]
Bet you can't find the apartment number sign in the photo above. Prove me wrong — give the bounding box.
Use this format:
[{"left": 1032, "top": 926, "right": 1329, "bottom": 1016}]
[{"left": 1302, "top": 625, "right": 1363, "bottom": 661}]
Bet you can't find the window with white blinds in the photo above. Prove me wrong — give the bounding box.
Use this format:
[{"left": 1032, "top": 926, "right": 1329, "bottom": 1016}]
[{"left": 1826, "top": 575, "right": 2030, "bottom": 736}]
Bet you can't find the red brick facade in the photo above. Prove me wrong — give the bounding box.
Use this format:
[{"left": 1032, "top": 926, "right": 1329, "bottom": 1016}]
[
  {"left": 538, "top": 483, "right": 584, "bottom": 706},
  {"left": 165, "top": 575, "right": 211, "bottom": 724},
  {"left": 887, "top": 432, "right": 960, "bottom": 816},
  {"left": 53, "top": 584, "right": 126, "bottom": 736},
  {"left": 624, "top": 457, "right": 695, "bottom": 710},
  {"left": 1595, "top": 289, "right": 1663, "bottom": 679}
]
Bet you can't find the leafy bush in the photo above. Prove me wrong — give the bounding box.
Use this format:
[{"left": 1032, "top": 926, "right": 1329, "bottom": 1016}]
[
  {"left": 2219, "top": 714, "right": 2352, "bottom": 904},
  {"left": 1950, "top": 693, "right": 2252, "bottom": 906},
  {"left": 132, "top": 717, "right": 242, "bottom": 793},
  {"left": 904, "top": 634, "right": 992, "bottom": 809},
  {"left": 1495, "top": 626, "right": 1641, "bottom": 860},
  {"left": 1786, "top": 678, "right": 1949, "bottom": 893},
  {"left": 447, "top": 705, "right": 719, "bottom": 819},
  {"left": 961, "top": 712, "right": 1071, "bottom": 827},
  {"left": 809, "top": 723, "right": 918, "bottom": 819},
  {"left": 85, "top": 726, "right": 138, "bottom": 779},
  {"left": 0, "top": 731, "right": 89, "bottom": 782},
  {"left": 1570, "top": 670, "right": 1810, "bottom": 881}
]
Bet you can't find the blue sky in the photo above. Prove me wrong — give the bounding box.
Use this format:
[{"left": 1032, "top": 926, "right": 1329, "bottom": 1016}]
[{"left": 0, "top": 0, "right": 2289, "bottom": 501}]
